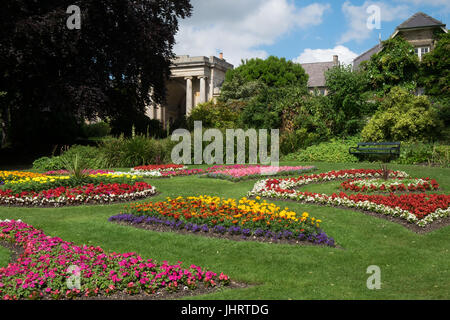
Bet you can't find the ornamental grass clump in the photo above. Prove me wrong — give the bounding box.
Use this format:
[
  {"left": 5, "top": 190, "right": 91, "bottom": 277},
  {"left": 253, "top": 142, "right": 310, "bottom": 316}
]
[{"left": 61, "top": 153, "right": 89, "bottom": 181}]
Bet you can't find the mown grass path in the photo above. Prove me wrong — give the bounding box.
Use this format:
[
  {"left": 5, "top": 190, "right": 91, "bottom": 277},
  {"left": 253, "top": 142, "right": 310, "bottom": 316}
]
[{"left": 0, "top": 162, "right": 449, "bottom": 299}]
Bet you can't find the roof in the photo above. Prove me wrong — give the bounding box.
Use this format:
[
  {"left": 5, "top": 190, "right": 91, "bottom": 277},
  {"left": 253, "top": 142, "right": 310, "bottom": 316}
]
[
  {"left": 300, "top": 61, "right": 336, "bottom": 87},
  {"left": 396, "top": 12, "right": 446, "bottom": 30},
  {"left": 352, "top": 43, "right": 382, "bottom": 70}
]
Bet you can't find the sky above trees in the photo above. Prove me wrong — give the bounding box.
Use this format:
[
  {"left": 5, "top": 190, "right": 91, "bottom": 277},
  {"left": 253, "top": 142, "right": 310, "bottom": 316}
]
[{"left": 173, "top": 0, "right": 449, "bottom": 66}]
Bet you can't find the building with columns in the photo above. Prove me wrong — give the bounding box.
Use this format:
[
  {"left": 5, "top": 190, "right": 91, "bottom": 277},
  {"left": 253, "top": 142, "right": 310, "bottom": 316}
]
[{"left": 147, "top": 54, "right": 234, "bottom": 128}]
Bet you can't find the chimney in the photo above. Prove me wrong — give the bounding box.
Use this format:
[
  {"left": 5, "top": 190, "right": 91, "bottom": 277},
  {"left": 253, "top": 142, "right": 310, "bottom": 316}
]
[
  {"left": 219, "top": 52, "right": 224, "bottom": 60},
  {"left": 333, "top": 55, "right": 339, "bottom": 66}
]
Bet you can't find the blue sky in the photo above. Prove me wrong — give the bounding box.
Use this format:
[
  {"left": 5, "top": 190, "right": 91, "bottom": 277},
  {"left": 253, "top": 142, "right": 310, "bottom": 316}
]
[{"left": 174, "top": 0, "right": 449, "bottom": 66}]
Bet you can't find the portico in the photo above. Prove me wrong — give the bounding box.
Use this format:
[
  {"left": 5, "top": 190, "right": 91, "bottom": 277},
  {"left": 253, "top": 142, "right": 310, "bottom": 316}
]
[{"left": 147, "top": 55, "right": 233, "bottom": 128}]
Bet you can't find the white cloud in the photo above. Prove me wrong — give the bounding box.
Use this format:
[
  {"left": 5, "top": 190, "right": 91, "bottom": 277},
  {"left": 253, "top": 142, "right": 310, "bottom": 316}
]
[
  {"left": 293, "top": 45, "right": 358, "bottom": 65},
  {"left": 174, "top": 0, "right": 331, "bottom": 66},
  {"left": 338, "top": 1, "right": 411, "bottom": 44}
]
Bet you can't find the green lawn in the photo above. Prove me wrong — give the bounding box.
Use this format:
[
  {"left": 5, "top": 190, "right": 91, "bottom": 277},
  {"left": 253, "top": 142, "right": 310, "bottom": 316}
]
[{"left": 0, "top": 161, "right": 449, "bottom": 299}]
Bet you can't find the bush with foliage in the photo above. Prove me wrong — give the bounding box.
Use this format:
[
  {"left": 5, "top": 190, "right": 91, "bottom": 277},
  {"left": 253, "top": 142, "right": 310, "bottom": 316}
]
[
  {"left": 99, "top": 135, "right": 177, "bottom": 167},
  {"left": 32, "top": 145, "right": 109, "bottom": 171},
  {"left": 361, "top": 87, "right": 443, "bottom": 142},
  {"left": 81, "top": 121, "right": 111, "bottom": 138},
  {"left": 284, "top": 137, "right": 360, "bottom": 163},
  {"left": 394, "top": 142, "right": 449, "bottom": 167},
  {"left": 187, "top": 100, "right": 241, "bottom": 129}
]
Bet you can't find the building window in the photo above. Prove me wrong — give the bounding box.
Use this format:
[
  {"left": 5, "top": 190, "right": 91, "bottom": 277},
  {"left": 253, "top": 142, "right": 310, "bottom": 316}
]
[{"left": 415, "top": 47, "right": 430, "bottom": 60}]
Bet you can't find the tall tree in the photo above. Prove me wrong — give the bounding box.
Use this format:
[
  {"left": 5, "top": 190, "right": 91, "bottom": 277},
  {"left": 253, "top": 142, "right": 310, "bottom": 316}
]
[
  {"left": 325, "top": 65, "right": 373, "bottom": 135},
  {"left": 220, "top": 56, "right": 309, "bottom": 101},
  {"left": 0, "top": 0, "right": 192, "bottom": 148}
]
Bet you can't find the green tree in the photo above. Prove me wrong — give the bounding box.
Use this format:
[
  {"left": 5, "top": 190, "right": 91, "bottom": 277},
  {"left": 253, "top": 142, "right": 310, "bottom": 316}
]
[
  {"left": 218, "top": 73, "right": 267, "bottom": 103},
  {"left": 0, "top": 0, "right": 192, "bottom": 148},
  {"left": 420, "top": 32, "right": 450, "bottom": 98},
  {"left": 325, "top": 65, "right": 374, "bottom": 135},
  {"left": 187, "top": 100, "right": 241, "bottom": 129},
  {"left": 361, "top": 87, "right": 443, "bottom": 142},
  {"left": 362, "top": 36, "right": 420, "bottom": 94},
  {"left": 220, "top": 56, "right": 308, "bottom": 101}
]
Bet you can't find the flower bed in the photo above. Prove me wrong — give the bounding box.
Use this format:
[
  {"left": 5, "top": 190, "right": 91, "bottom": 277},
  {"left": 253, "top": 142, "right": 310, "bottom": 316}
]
[
  {"left": 0, "top": 182, "right": 157, "bottom": 207},
  {"left": 1, "top": 173, "right": 140, "bottom": 194},
  {"left": 0, "top": 219, "right": 231, "bottom": 300},
  {"left": 152, "top": 165, "right": 256, "bottom": 178},
  {"left": 109, "top": 196, "right": 335, "bottom": 246},
  {"left": 45, "top": 170, "right": 114, "bottom": 176},
  {"left": 340, "top": 178, "right": 439, "bottom": 193},
  {"left": 248, "top": 169, "right": 450, "bottom": 227},
  {"left": 206, "top": 165, "right": 317, "bottom": 181},
  {"left": 0, "top": 171, "right": 46, "bottom": 185},
  {"left": 133, "top": 164, "right": 187, "bottom": 172}
]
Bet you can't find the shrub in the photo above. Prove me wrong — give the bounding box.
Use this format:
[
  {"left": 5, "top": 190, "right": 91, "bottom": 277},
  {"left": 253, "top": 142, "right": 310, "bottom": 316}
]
[
  {"left": 187, "top": 100, "right": 241, "bottom": 129},
  {"left": 81, "top": 121, "right": 111, "bottom": 138},
  {"left": 99, "top": 135, "right": 177, "bottom": 167},
  {"left": 284, "top": 137, "right": 360, "bottom": 163},
  {"left": 32, "top": 156, "right": 66, "bottom": 171},
  {"left": 32, "top": 145, "right": 108, "bottom": 171},
  {"left": 394, "top": 142, "right": 449, "bottom": 167},
  {"left": 361, "top": 87, "right": 443, "bottom": 142}
]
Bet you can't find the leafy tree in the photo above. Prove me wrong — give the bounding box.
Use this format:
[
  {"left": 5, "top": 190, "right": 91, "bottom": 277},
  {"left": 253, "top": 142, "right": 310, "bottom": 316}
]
[
  {"left": 420, "top": 32, "right": 450, "bottom": 98},
  {"left": 361, "top": 36, "right": 420, "bottom": 93},
  {"left": 218, "top": 73, "right": 267, "bottom": 102},
  {"left": 187, "top": 100, "right": 241, "bottom": 129},
  {"left": 279, "top": 94, "right": 334, "bottom": 154},
  {"left": 0, "top": 0, "right": 192, "bottom": 148},
  {"left": 220, "top": 56, "right": 308, "bottom": 101},
  {"left": 325, "top": 65, "right": 374, "bottom": 135},
  {"left": 361, "top": 87, "right": 443, "bottom": 142}
]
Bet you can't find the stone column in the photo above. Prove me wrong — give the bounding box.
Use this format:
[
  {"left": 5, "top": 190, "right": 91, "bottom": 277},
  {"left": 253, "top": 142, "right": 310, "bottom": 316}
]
[
  {"left": 156, "top": 105, "right": 162, "bottom": 121},
  {"left": 199, "top": 76, "right": 207, "bottom": 104},
  {"left": 161, "top": 106, "right": 166, "bottom": 129},
  {"left": 185, "top": 77, "right": 193, "bottom": 116},
  {"left": 210, "top": 68, "right": 215, "bottom": 100},
  {"left": 150, "top": 105, "right": 156, "bottom": 119}
]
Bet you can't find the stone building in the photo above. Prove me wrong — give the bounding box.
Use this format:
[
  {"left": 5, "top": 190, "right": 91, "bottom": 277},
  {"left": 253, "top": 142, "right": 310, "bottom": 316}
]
[
  {"left": 353, "top": 12, "right": 448, "bottom": 70},
  {"left": 301, "top": 55, "right": 339, "bottom": 95},
  {"left": 147, "top": 54, "right": 233, "bottom": 128}
]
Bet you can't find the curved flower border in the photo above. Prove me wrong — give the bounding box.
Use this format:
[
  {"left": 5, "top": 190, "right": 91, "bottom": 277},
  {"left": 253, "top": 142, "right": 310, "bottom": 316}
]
[
  {"left": 0, "top": 182, "right": 157, "bottom": 207},
  {"left": 248, "top": 169, "right": 450, "bottom": 227},
  {"left": 0, "top": 219, "right": 230, "bottom": 300},
  {"left": 109, "top": 195, "right": 335, "bottom": 247},
  {"left": 341, "top": 177, "right": 439, "bottom": 193}
]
